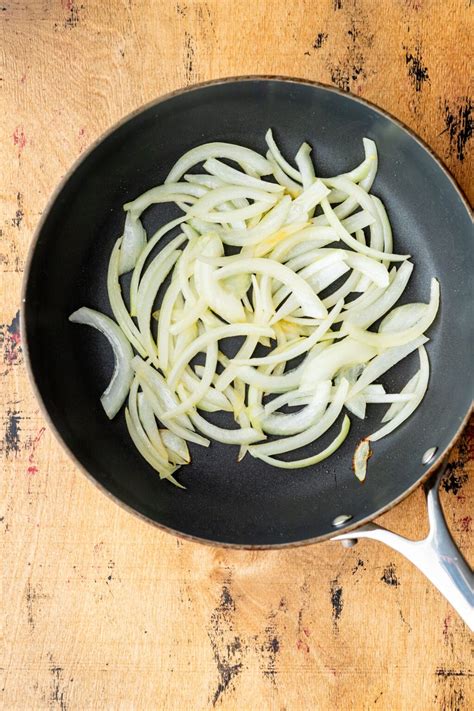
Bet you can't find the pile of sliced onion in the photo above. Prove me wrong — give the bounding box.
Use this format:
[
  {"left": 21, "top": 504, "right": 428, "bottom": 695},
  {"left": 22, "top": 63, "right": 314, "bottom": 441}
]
[{"left": 70, "top": 131, "right": 439, "bottom": 486}]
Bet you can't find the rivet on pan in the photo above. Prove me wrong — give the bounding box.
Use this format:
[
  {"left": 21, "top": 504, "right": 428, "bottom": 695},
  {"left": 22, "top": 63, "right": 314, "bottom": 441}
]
[
  {"left": 332, "top": 514, "right": 353, "bottom": 527},
  {"left": 422, "top": 447, "right": 437, "bottom": 465},
  {"left": 341, "top": 539, "right": 357, "bottom": 548}
]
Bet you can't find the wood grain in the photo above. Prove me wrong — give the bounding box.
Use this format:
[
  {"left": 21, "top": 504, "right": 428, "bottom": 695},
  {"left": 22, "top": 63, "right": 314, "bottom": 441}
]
[{"left": 1, "top": 1, "right": 473, "bottom": 709}]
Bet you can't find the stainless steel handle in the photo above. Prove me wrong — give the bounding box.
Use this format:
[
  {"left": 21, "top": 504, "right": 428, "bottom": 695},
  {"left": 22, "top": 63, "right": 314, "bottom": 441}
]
[{"left": 331, "top": 463, "right": 474, "bottom": 630}]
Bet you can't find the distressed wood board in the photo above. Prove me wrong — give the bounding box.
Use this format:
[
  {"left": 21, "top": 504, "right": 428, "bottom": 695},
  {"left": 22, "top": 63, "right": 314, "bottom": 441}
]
[{"left": 1, "top": 1, "right": 473, "bottom": 709}]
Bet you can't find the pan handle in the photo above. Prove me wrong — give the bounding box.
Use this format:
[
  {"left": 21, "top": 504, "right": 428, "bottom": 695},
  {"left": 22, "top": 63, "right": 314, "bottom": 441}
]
[{"left": 331, "top": 463, "right": 474, "bottom": 630}]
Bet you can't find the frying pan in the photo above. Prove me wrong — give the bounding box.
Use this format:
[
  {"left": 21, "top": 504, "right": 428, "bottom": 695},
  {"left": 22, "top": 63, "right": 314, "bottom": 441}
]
[{"left": 22, "top": 77, "right": 473, "bottom": 627}]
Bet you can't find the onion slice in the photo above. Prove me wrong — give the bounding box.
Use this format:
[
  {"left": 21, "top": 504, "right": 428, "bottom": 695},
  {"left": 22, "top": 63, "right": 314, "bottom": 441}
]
[
  {"left": 69, "top": 307, "right": 134, "bottom": 419},
  {"left": 368, "top": 346, "right": 429, "bottom": 441},
  {"left": 345, "top": 279, "right": 439, "bottom": 348},
  {"left": 119, "top": 212, "right": 147, "bottom": 275},
  {"left": 210, "top": 257, "right": 328, "bottom": 319},
  {"left": 165, "top": 142, "right": 273, "bottom": 183},
  {"left": 353, "top": 439, "right": 371, "bottom": 482},
  {"left": 249, "top": 378, "right": 349, "bottom": 457},
  {"left": 255, "top": 415, "right": 351, "bottom": 469}
]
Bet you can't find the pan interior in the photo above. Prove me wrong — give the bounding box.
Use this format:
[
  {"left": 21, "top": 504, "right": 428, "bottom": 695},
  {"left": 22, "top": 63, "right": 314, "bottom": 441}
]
[{"left": 24, "top": 79, "right": 474, "bottom": 545}]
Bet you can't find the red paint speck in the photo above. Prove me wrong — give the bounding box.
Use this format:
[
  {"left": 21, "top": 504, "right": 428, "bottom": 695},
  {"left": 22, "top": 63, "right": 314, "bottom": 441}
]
[
  {"left": 20, "top": 73, "right": 27, "bottom": 84},
  {"left": 303, "top": 627, "right": 311, "bottom": 637},
  {"left": 26, "top": 427, "right": 46, "bottom": 475},
  {"left": 29, "top": 427, "right": 45, "bottom": 461},
  {"left": 296, "top": 639, "right": 310, "bottom": 653},
  {"left": 459, "top": 516, "right": 472, "bottom": 533},
  {"left": 13, "top": 126, "right": 27, "bottom": 157}
]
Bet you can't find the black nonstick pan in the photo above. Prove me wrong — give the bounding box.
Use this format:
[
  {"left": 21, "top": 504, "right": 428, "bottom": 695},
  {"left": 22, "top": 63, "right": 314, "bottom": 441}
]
[{"left": 22, "top": 78, "right": 473, "bottom": 625}]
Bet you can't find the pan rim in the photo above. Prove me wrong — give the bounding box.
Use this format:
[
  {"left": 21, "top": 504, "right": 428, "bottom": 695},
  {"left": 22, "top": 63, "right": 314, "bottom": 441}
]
[{"left": 20, "top": 74, "right": 474, "bottom": 548}]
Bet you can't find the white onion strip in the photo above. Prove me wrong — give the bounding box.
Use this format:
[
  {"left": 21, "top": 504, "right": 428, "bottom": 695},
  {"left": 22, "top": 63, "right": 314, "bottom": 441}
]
[
  {"left": 107, "top": 238, "right": 147, "bottom": 357},
  {"left": 321, "top": 197, "right": 409, "bottom": 262},
  {"left": 256, "top": 381, "right": 331, "bottom": 436},
  {"left": 249, "top": 378, "right": 349, "bottom": 457},
  {"left": 345, "top": 279, "right": 439, "bottom": 348},
  {"left": 368, "top": 347, "right": 429, "bottom": 441},
  {"left": 165, "top": 142, "right": 273, "bottom": 183},
  {"left": 265, "top": 129, "right": 302, "bottom": 182},
  {"left": 211, "top": 257, "right": 328, "bottom": 319},
  {"left": 167, "top": 323, "right": 275, "bottom": 390},
  {"left": 255, "top": 415, "right": 351, "bottom": 469},
  {"left": 69, "top": 307, "right": 134, "bottom": 419}
]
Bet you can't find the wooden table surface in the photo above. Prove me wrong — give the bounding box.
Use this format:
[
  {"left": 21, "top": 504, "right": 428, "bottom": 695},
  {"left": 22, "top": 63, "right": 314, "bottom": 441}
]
[{"left": 1, "top": 2, "right": 473, "bottom": 709}]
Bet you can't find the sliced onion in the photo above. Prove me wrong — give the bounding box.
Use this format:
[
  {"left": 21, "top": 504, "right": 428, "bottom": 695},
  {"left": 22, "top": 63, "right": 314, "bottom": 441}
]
[
  {"left": 265, "top": 129, "right": 302, "bottom": 182},
  {"left": 69, "top": 307, "right": 134, "bottom": 419},
  {"left": 255, "top": 415, "right": 351, "bottom": 469},
  {"left": 125, "top": 408, "right": 183, "bottom": 487},
  {"left": 345, "top": 395, "right": 367, "bottom": 419},
  {"left": 156, "top": 278, "right": 182, "bottom": 372},
  {"left": 270, "top": 225, "right": 336, "bottom": 262},
  {"left": 129, "top": 379, "right": 169, "bottom": 466},
  {"left": 190, "top": 411, "right": 265, "bottom": 445},
  {"left": 107, "top": 238, "right": 147, "bottom": 356},
  {"left": 381, "top": 372, "right": 420, "bottom": 423},
  {"left": 211, "top": 257, "right": 328, "bottom": 319},
  {"left": 180, "top": 367, "right": 232, "bottom": 412},
  {"left": 344, "top": 253, "right": 390, "bottom": 288},
  {"left": 313, "top": 138, "right": 378, "bottom": 225},
  {"left": 249, "top": 378, "right": 349, "bottom": 457},
  {"left": 124, "top": 182, "right": 205, "bottom": 217},
  {"left": 372, "top": 195, "right": 393, "bottom": 268},
  {"left": 235, "top": 299, "right": 343, "bottom": 367},
  {"left": 73, "top": 131, "right": 440, "bottom": 487},
  {"left": 345, "top": 279, "right": 439, "bottom": 348},
  {"left": 368, "top": 346, "right": 429, "bottom": 441},
  {"left": 349, "top": 336, "right": 428, "bottom": 398},
  {"left": 163, "top": 341, "right": 218, "bottom": 419},
  {"left": 165, "top": 142, "right": 273, "bottom": 183},
  {"left": 257, "top": 381, "right": 331, "bottom": 435},
  {"left": 266, "top": 151, "right": 302, "bottom": 197},
  {"left": 184, "top": 173, "right": 224, "bottom": 189},
  {"left": 236, "top": 363, "right": 303, "bottom": 393},
  {"left": 321, "top": 197, "right": 409, "bottom": 262},
  {"left": 286, "top": 180, "right": 330, "bottom": 222},
  {"left": 160, "top": 428, "right": 191, "bottom": 464},
  {"left": 300, "top": 338, "right": 377, "bottom": 389},
  {"left": 203, "top": 157, "right": 284, "bottom": 193},
  {"left": 222, "top": 196, "right": 293, "bottom": 249},
  {"left": 343, "top": 267, "right": 397, "bottom": 313},
  {"left": 194, "top": 233, "right": 246, "bottom": 323},
  {"left": 353, "top": 439, "right": 371, "bottom": 482},
  {"left": 167, "top": 323, "right": 275, "bottom": 390},
  {"left": 343, "top": 261, "right": 413, "bottom": 328},
  {"left": 137, "top": 390, "right": 168, "bottom": 460},
  {"left": 119, "top": 212, "right": 147, "bottom": 275},
  {"left": 340, "top": 210, "right": 376, "bottom": 233},
  {"left": 130, "top": 218, "right": 187, "bottom": 316},
  {"left": 139, "top": 381, "right": 210, "bottom": 447},
  {"left": 379, "top": 303, "right": 428, "bottom": 333},
  {"left": 136, "top": 249, "right": 181, "bottom": 363},
  {"left": 295, "top": 142, "right": 316, "bottom": 190}
]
